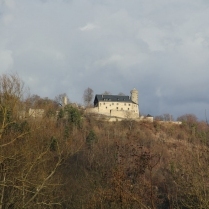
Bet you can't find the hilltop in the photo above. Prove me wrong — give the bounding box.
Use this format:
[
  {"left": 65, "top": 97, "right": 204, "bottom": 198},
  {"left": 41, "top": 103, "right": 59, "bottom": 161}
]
[{"left": 1, "top": 73, "right": 209, "bottom": 209}]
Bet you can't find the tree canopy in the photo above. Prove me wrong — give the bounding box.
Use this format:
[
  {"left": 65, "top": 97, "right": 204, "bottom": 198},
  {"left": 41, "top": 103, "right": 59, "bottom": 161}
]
[{"left": 83, "top": 87, "right": 94, "bottom": 107}]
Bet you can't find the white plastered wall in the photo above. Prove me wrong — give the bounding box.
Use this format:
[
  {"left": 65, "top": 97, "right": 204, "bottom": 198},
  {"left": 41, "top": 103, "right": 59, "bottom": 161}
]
[{"left": 98, "top": 101, "right": 139, "bottom": 114}]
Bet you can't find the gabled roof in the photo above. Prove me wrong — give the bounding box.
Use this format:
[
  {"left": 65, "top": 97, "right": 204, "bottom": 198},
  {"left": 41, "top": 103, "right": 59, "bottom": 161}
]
[{"left": 94, "top": 94, "right": 133, "bottom": 103}]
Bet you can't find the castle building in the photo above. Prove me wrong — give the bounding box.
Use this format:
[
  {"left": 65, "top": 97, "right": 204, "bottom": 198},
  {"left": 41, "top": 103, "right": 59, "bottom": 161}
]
[{"left": 91, "top": 88, "right": 139, "bottom": 118}]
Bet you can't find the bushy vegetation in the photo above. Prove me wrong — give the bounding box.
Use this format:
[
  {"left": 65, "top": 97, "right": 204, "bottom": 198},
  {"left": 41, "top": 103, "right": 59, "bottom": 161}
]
[{"left": 1, "top": 74, "right": 209, "bottom": 208}]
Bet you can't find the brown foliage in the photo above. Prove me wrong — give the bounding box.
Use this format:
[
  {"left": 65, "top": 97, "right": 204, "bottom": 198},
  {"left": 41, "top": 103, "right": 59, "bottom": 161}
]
[{"left": 2, "top": 74, "right": 209, "bottom": 208}]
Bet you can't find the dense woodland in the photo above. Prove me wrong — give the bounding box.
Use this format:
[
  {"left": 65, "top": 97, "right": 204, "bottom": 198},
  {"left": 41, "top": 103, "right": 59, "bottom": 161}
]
[{"left": 1, "top": 74, "right": 209, "bottom": 209}]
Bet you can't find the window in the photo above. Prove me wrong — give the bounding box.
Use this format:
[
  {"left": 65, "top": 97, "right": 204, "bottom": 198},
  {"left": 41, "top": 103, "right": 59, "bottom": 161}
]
[
  {"left": 103, "top": 103, "right": 105, "bottom": 105},
  {"left": 116, "top": 107, "right": 118, "bottom": 110},
  {"left": 117, "top": 103, "right": 119, "bottom": 105},
  {"left": 129, "top": 104, "right": 130, "bottom": 106},
  {"left": 128, "top": 108, "right": 129, "bottom": 110},
  {"left": 121, "top": 108, "right": 123, "bottom": 110},
  {"left": 124, "top": 103, "right": 126, "bottom": 106},
  {"left": 106, "top": 107, "right": 107, "bottom": 109},
  {"left": 112, "top": 103, "right": 114, "bottom": 105}
]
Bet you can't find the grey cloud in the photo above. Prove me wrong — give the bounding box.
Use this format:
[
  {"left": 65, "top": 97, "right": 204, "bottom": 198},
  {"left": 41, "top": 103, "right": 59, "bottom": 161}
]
[{"left": 0, "top": 0, "right": 209, "bottom": 119}]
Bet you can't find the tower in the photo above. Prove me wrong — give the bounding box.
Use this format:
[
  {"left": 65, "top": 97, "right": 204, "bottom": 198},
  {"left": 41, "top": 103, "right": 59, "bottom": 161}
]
[
  {"left": 130, "top": 88, "right": 138, "bottom": 104},
  {"left": 63, "top": 96, "right": 68, "bottom": 106}
]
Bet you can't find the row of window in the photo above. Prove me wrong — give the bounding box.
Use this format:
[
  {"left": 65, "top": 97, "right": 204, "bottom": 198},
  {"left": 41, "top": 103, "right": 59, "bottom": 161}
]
[
  {"left": 101, "top": 102, "right": 131, "bottom": 106},
  {"left": 103, "top": 107, "right": 137, "bottom": 112},
  {"left": 105, "top": 107, "right": 130, "bottom": 110},
  {"left": 103, "top": 98, "right": 126, "bottom": 101}
]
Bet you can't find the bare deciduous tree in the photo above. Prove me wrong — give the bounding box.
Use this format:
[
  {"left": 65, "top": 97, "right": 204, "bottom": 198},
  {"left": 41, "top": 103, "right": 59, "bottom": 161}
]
[
  {"left": 102, "top": 91, "right": 111, "bottom": 95},
  {"left": 55, "top": 93, "right": 70, "bottom": 107},
  {"left": 177, "top": 114, "right": 198, "bottom": 124},
  {"left": 0, "top": 74, "right": 26, "bottom": 142},
  {"left": 83, "top": 87, "right": 94, "bottom": 107},
  {"left": 155, "top": 113, "right": 173, "bottom": 121},
  {"left": 0, "top": 74, "right": 68, "bottom": 208},
  {"left": 118, "top": 92, "right": 125, "bottom": 96}
]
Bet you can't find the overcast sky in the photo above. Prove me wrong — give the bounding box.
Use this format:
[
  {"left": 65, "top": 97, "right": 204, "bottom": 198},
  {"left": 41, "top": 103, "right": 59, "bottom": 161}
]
[{"left": 1, "top": 0, "right": 209, "bottom": 120}]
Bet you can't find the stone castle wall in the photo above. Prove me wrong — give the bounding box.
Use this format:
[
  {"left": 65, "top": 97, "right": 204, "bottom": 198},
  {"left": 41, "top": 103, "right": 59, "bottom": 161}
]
[
  {"left": 87, "top": 108, "right": 139, "bottom": 119},
  {"left": 110, "top": 109, "right": 139, "bottom": 118},
  {"left": 98, "top": 101, "right": 139, "bottom": 114}
]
